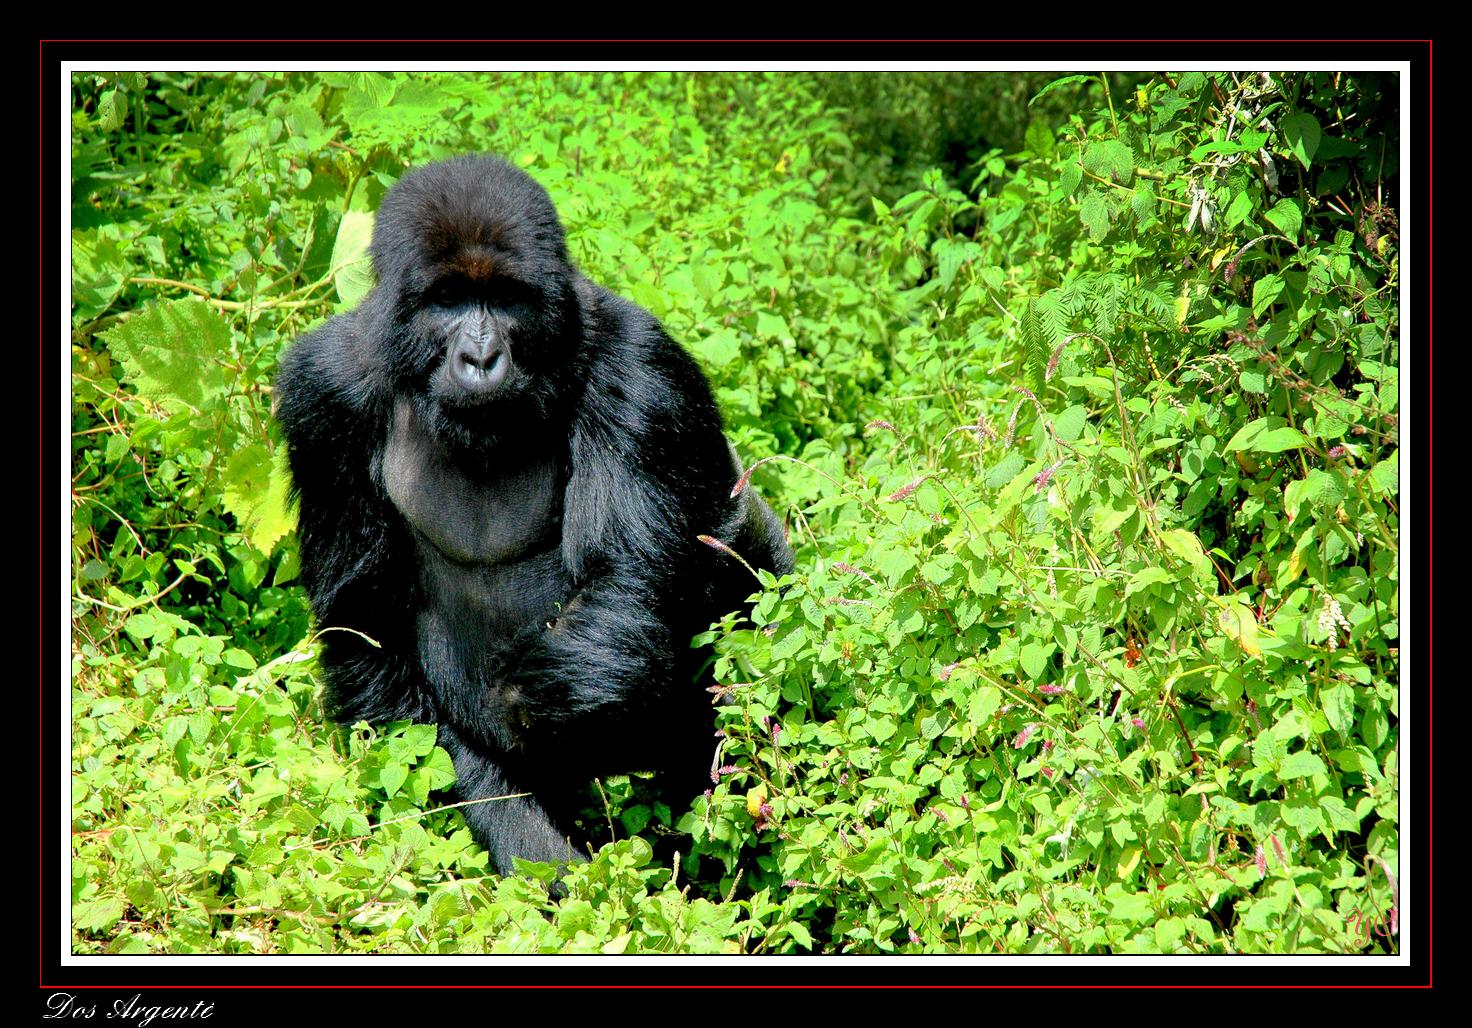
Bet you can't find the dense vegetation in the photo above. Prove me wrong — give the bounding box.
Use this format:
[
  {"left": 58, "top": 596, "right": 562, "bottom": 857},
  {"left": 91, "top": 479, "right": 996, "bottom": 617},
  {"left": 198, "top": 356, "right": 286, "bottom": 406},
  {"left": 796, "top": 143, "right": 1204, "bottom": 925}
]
[{"left": 70, "top": 70, "right": 1401, "bottom": 954}]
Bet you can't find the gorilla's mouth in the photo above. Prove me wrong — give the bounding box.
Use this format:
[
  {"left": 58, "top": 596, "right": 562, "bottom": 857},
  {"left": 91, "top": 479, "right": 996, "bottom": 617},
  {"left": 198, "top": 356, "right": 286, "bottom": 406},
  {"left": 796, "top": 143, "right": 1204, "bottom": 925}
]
[{"left": 420, "top": 385, "right": 544, "bottom": 451}]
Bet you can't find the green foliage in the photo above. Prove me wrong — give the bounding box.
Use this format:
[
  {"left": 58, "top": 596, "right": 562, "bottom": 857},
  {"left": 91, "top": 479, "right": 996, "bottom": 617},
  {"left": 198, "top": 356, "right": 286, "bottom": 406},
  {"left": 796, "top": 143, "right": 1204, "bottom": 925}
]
[{"left": 71, "top": 70, "right": 1400, "bottom": 954}]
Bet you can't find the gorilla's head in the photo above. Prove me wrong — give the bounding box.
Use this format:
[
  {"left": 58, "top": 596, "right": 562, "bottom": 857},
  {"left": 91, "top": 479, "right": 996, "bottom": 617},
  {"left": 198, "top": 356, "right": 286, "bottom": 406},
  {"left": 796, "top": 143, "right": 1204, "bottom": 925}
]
[{"left": 365, "top": 156, "right": 585, "bottom": 452}]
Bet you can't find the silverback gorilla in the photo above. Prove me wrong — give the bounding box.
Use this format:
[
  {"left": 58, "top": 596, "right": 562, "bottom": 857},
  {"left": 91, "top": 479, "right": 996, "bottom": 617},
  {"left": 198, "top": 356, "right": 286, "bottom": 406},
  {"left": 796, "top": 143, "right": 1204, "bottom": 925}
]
[{"left": 274, "top": 155, "right": 793, "bottom": 875}]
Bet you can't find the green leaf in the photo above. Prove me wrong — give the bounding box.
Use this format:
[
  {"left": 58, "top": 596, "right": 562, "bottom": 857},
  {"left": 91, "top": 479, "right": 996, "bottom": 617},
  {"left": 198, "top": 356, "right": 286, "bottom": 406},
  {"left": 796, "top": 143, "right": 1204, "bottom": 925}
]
[
  {"left": 97, "top": 89, "right": 127, "bottom": 132},
  {"left": 222, "top": 445, "right": 296, "bottom": 555},
  {"left": 1278, "top": 751, "right": 1326, "bottom": 780},
  {"left": 331, "top": 209, "right": 376, "bottom": 308},
  {"left": 839, "top": 837, "right": 890, "bottom": 874},
  {"left": 1019, "top": 642, "right": 1052, "bottom": 680},
  {"left": 969, "top": 685, "right": 1001, "bottom": 725},
  {"left": 1252, "top": 273, "right": 1286, "bottom": 318},
  {"left": 1264, "top": 199, "right": 1303, "bottom": 240},
  {"left": 1093, "top": 502, "right": 1135, "bottom": 536},
  {"left": 1368, "top": 453, "right": 1399, "bottom": 496},
  {"left": 1126, "top": 566, "right": 1176, "bottom": 596},
  {"left": 379, "top": 761, "right": 408, "bottom": 798},
  {"left": 1322, "top": 681, "right": 1355, "bottom": 736},
  {"left": 101, "top": 298, "right": 233, "bottom": 411},
  {"left": 1253, "top": 726, "right": 1287, "bottom": 770},
  {"left": 1130, "top": 181, "right": 1157, "bottom": 227},
  {"left": 935, "top": 238, "right": 973, "bottom": 291},
  {"left": 1224, "top": 189, "right": 1254, "bottom": 229},
  {"left": 691, "top": 328, "right": 741, "bottom": 368},
  {"left": 74, "top": 896, "right": 124, "bottom": 934},
  {"left": 1219, "top": 602, "right": 1261, "bottom": 657},
  {"left": 1161, "top": 528, "right": 1211, "bottom": 577},
  {"left": 1284, "top": 469, "right": 1345, "bottom": 522},
  {"left": 1029, "top": 74, "right": 1094, "bottom": 105},
  {"left": 222, "top": 648, "right": 256, "bottom": 670},
  {"left": 1190, "top": 140, "right": 1255, "bottom": 159},
  {"left": 1024, "top": 118, "right": 1056, "bottom": 160},
  {"left": 780, "top": 919, "right": 814, "bottom": 950},
  {"left": 1082, "top": 140, "right": 1134, "bottom": 184},
  {"left": 1226, "top": 417, "right": 1310, "bottom": 454},
  {"left": 1058, "top": 160, "right": 1082, "bottom": 198},
  {"left": 1079, "top": 189, "right": 1111, "bottom": 242},
  {"left": 1280, "top": 113, "right": 1322, "bottom": 169},
  {"left": 1053, "top": 405, "right": 1088, "bottom": 442},
  {"left": 1322, "top": 795, "right": 1362, "bottom": 833},
  {"left": 421, "top": 747, "right": 457, "bottom": 790}
]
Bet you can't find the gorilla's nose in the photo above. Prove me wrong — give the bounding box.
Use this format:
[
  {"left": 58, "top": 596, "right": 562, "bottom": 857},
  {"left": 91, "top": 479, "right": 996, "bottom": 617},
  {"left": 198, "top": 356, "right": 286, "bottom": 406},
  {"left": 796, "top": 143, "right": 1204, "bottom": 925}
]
[{"left": 450, "top": 338, "right": 510, "bottom": 394}]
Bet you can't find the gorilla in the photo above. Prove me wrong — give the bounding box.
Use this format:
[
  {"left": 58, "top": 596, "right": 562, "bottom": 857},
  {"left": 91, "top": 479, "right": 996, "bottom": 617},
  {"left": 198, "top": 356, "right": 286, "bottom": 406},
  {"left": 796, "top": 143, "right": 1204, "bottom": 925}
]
[{"left": 274, "top": 155, "right": 792, "bottom": 875}]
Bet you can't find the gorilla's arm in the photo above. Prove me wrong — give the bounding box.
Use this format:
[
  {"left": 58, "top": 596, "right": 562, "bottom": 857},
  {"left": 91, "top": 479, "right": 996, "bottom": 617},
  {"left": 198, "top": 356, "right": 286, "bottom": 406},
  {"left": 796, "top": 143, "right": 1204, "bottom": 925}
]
[
  {"left": 503, "top": 293, "right": 772, "bottom": 764},
  {"left": 436, "top": 723, "right": 582, "bottom": 871},
  {"left": 275, "top": 314, "right": 426, "bottom": 727}
]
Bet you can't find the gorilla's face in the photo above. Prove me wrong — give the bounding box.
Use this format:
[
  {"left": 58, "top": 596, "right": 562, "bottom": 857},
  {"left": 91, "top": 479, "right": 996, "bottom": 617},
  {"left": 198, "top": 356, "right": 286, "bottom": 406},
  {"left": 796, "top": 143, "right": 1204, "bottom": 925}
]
[{"left": 368, "top": 156, "right": 584, "bottom": 453}]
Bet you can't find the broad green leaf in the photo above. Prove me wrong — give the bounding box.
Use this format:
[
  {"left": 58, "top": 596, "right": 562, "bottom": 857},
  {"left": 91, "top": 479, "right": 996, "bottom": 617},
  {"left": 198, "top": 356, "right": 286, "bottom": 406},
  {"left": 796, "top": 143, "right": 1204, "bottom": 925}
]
[
  {"left": 1053, "top": 405, "right": 1088, "bottom": 442},
  {"left": 1322, "top": 681, "right": 1355, "bottom": 736},
  {"left": 1278, "top": 751, "right": 1326, "bottom": 780},
  {"left": 331, "top": 209, "right": 376, "bottom": 308},
  {"left": 1264, "top": 198, "right": 1303, "bottom": 240},
  {"left": 1369, "top": 453, "right": 1399, "bottom": 495},
  {"left": 1083, "top": 139, "right": 1134, "bottom": 184},
  {"left": 379, "top": 761, "right": 408, "bottom": 798},
  {"left": 1025, "top": 119, "right": 1056, "bottom": 159},
  {"left": 1219, "top": 602, "right": 1261, "bottom": 657},
  {"left": 1225, "top": 189, "right": 1254, "bottom": 229},
  {"left": 1252, "top": 273, "right": 1286, "bottom": 318},
  {"left": 1280, "top": 113, "right": 1322, "bottom": 169},
  {"left": 222, "top": 444, "right": 296, "bottom": 555},
  {"left": 1284, "top": 469, "right": 1345, "bottom": 522},
  {"left": 1161, "top": 528, "right": 1211, "bottom": 577},
  {"left": 1226, "top": 417, "right": 1310, "bottom": 454},
  {"left": 101, "top": 298, "right": 232, "bottom": 411},
  {"left": 1079, "top": 189, "right": 1111, "bottom": 241},
  {"left": 1126, "top": 566, "right": 1176, "bottom": 596},
  {"left": 1094, "top": 502, "right": 1135, "bottom": 536},
  {"left": 691, "top": 329, "right": 741, "bottom": 368},
  {"left": 1019, "top": 642, "right": 1052, "bottom": 680}
]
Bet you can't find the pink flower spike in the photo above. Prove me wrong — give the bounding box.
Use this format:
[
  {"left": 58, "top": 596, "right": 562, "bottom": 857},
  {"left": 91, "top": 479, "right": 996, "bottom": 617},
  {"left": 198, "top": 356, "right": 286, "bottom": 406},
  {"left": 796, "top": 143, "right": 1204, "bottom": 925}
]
[
  {"left": 1013, "top": 723, "right": 1039, "bottom": 749},
  {"left": 1255, "top": 844, "right": 1268, "bottom": 878},
  {"left": 1132, "top": 717, "right": 1146, "bottom": 730},
  {"left": 1039, "top": 684, "right": 1063, "bottom": 695},
  {"left": 1033, "top": 459, "right": 1064, "bottom": 493},
  {"left": 697, "top": 534, "right": 737, "bottom": 559},
  {"left": 887, "top": 476, "right": 927, "bottom": 502},
  {"left": 730, "top": 465, "right": 755, "bottom": 498}
]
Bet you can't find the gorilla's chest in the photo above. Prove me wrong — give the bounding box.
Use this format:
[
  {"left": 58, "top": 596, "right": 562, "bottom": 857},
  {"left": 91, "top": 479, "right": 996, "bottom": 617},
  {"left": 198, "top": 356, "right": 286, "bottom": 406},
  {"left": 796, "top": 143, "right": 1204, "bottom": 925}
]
[{"left": 382, "top": 399, "right": 564, "bottom": 566}]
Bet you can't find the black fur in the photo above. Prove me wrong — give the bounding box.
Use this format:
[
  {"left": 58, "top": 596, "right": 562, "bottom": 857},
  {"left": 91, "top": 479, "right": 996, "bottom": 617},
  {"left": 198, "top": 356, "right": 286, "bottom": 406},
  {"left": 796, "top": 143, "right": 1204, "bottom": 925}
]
[{"left": 274, "top": 156, "right": 793, "bottom": 874}]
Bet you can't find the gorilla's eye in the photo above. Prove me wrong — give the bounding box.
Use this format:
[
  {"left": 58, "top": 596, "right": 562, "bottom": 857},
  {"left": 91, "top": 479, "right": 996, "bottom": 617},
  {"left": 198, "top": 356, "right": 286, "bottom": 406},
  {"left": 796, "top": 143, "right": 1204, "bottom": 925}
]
[{"left": 425, "top": 283, "right": 468, "bottom": 309}]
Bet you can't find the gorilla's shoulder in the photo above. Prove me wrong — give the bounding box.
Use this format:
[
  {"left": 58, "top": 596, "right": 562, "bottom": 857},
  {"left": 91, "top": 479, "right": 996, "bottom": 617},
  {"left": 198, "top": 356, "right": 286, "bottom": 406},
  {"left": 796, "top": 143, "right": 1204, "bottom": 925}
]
[
  {"left": 276, "top": 307, "right": 390, "bottom": 415},
  {"left": 572, "top": 276, "right": 722, "bottom": 438}
]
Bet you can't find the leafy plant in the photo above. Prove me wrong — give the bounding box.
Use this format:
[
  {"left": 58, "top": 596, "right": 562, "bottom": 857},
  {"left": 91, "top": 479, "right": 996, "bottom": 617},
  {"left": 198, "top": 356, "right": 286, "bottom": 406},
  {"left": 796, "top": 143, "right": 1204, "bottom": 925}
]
[{"left": 71, "top": 70, "right": 1399, "bottom": 954}]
